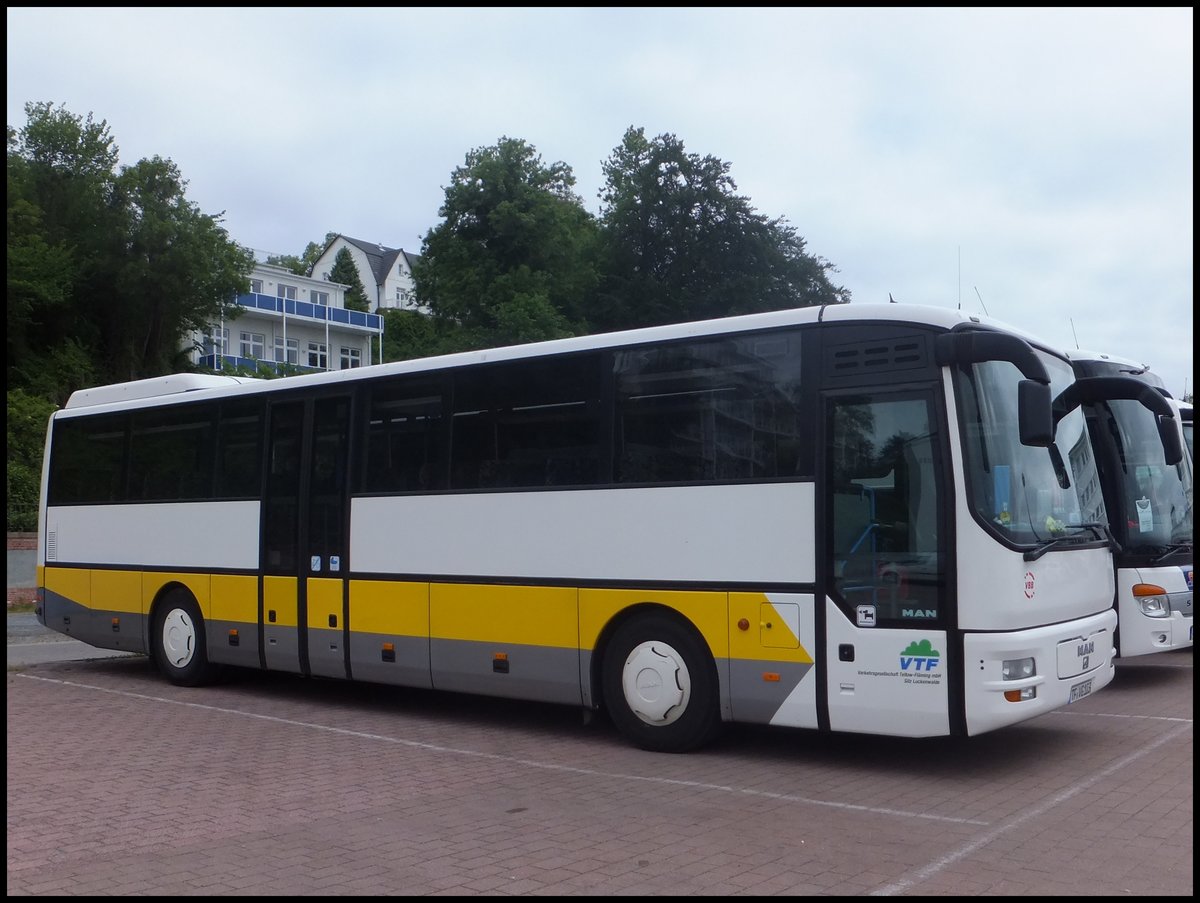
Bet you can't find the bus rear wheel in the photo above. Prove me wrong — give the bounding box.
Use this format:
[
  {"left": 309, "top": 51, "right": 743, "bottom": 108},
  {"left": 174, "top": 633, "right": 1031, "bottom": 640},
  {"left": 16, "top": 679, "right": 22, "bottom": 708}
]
[
  {"left": 152, "top": 589, "right": 218, "bottom": 687},
  {"left": 602, "top": 613, "right": 722, "bottom": 753}
]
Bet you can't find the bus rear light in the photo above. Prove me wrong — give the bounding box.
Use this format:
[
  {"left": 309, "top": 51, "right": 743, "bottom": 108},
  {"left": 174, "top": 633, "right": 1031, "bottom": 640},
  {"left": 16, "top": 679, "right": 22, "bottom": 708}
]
[
  {"left": 1133, "top": 584, "right": 1171, "bottom": 618},
  {"left": 762, "top": 672, "right": 780, "bottom": 682}
]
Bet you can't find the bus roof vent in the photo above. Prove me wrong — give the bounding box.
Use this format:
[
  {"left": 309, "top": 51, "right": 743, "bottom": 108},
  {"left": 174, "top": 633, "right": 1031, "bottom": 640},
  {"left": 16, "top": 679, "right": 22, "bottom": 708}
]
[
  {"left": 824, "top": 333, "right": 929, "bottom": 382},
  {"left": 64, "top": 373, "right": 257, "bottom": 409}
]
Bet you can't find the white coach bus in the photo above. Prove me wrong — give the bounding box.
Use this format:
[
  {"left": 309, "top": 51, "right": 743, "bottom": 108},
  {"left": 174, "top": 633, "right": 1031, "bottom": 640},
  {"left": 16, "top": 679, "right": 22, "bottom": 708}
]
[
  {"left": 1065, "top": 350, "right": 1192, "bottom": 656},
  {"left": 34, "top": 304, "right": 1173, "bottom": 752}
]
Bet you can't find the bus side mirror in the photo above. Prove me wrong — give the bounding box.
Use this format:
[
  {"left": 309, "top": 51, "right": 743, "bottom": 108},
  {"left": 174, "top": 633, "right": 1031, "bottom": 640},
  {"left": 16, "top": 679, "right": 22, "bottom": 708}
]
[
  {"left": 1018, "top": 379, "right": 1053, "bottom": 447},
  {"left": 1158, "top": 414, "right": 1183, "bottom": 466}
]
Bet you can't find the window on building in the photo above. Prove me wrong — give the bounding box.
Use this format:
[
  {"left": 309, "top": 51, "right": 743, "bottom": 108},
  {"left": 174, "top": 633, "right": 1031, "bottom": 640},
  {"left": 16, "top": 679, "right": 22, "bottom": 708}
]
[
  {"left": 340, "top": 347, "right": 362, "bottom": 370},
  {"left": 307, "top": 342, "right": 328, "bottom": 370},
  {"left": 396, "top": 287, "right": 404, "bottom": 301},
  {"left": 203, "top": 327, "right": 229, "bottom": 356},
  {"left": 250, "top": 279, "right": 263, "bottom": 294},
  {"left": 240, "top": 332, "right": 266, "bottom": 360},
  {"left": 312, "top": 290, "right": 329, "bottom": 306},
  {"left": 274, "top": 336, "right": 299, "bottom": 365},
  {"left": 277, "top": 283, "right": 298, "bottom": 301}
]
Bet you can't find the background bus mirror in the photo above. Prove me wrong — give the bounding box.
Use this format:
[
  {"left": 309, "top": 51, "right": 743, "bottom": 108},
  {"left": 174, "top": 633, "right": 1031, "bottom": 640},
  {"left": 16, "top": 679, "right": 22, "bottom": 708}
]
[
  {"left": 1018, "top": 379, "right": 1053, "bottom": 447},
  {"left": 1157, "top": 414, "right": 1183, "bottom": 466}
]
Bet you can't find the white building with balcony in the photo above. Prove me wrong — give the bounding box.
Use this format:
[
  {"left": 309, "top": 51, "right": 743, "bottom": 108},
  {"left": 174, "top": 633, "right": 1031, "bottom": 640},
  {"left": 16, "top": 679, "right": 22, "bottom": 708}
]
[{"left": 190, "top": 261, "right": 384, "bottom": 374}]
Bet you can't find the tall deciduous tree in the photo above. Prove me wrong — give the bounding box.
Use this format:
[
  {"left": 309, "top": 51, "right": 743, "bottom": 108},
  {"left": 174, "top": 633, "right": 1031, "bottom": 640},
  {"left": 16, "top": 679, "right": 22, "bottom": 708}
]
[
  {"left": 593, "top": 127, "right": 849, "bottom": 331},
  {"left": 6, "top": 101, "right": 253, "bottom": 395},
  {"left": 413, "top": 136, "right": 601, "bottom": 350}
]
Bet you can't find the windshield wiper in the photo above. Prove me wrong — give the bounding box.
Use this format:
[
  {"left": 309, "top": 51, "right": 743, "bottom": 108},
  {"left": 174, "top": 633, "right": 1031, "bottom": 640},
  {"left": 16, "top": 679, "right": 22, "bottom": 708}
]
[
  {"left": 1023, "top": 522, "right": 1119, "bottom": 562},
  {"left": 1149, "top": 542, "right": 1192, "bottom": 565}
]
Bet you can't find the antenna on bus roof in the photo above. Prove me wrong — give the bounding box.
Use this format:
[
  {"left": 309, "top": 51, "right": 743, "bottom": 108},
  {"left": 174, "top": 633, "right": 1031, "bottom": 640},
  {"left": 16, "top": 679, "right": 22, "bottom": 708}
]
[
  {"left": 973, "top": 286, "right": 990, "bottom": 317},
  {"left": 1070, "top": 318, "right": 1080, "bottom": 349}
]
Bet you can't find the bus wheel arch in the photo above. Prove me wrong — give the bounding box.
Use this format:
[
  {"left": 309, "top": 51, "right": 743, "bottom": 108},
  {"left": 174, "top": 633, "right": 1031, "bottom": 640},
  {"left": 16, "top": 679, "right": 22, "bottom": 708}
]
[
  {"left": 599, "top": 605, "right": 723, "bottom": 753},
  {"left": 150, "top": 584, "right": 219, "bottom": 687}
]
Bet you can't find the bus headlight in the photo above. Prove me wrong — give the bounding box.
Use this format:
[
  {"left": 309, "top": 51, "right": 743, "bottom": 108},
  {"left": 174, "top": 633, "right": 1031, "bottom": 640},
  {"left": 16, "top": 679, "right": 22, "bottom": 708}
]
[
  {"left": 1001, "top": 656, "right": 1036, "bottom": 701},
  {"left": 1001, "top": 657, "right": 1035, "bottom": 680},
  {"left": 1133, "top": 584, "right": 1170, "bottom": 618}
]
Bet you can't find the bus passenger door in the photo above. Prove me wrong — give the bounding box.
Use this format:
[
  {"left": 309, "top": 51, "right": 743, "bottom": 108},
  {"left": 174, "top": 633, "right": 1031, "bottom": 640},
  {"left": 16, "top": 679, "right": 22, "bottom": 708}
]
[
  {"left": 261, "top": 395, "right": 352, "bottom": 679},
  {"left": 303, "top": 395, "right": 352, "bottom": 679},
  {"left": 822, "top": 388, "right": 950, "bottom": 737}
]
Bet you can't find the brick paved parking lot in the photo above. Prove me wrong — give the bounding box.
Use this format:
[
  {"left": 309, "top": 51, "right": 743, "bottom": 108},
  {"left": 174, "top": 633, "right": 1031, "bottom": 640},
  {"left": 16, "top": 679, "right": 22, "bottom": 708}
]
[{"left": 6, "top": 647, "right": 1193, "bottom": 896}]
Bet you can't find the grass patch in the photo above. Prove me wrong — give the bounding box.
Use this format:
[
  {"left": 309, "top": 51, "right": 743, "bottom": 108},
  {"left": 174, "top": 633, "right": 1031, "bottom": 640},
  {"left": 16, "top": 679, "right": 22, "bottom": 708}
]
[{"left": 7, "top": 601, "right": 36, "bottom": 613}]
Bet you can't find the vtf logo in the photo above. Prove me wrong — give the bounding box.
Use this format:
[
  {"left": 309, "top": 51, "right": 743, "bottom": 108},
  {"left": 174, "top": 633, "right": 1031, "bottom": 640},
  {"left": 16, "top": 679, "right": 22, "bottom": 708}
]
[{"left": 900, "top": 638, "right": 941, "bottom": 672}]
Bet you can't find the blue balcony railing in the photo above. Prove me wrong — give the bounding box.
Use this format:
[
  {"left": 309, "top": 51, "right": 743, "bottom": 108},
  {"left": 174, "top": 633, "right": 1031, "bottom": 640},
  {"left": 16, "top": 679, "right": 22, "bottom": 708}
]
[
  {"left": 195, "top": 354, "right": 322, "bottom": 375},
  {"left": 235, "top": 293, "right": 382, "bottom": 330}
]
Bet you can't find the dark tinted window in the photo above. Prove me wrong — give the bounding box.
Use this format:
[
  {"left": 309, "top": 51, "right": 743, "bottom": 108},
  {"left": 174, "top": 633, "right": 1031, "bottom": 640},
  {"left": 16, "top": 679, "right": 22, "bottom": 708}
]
[
  {"left": 216, "top": 398, "right": 264, "bottom": 498},
  {"left": 451, "top": 354, "right": 601, "bottom": 490},
  {"left": 128, "top": 403, "right": 216, "bottom": 501},
  {"left": 364, "top": 377, "right": 447, "bottom": 492},
  {"left": 309, "top": 396, "right": 351, "bottom": 563},
  {"left": 264, "top": 402, "right": 303, "bottom": 573},
  {"left": 48, "top": 413, "right": 128, "bottom": 505},
  {"left": 613, "top": 331, "right": 804, "bottom": 484}
]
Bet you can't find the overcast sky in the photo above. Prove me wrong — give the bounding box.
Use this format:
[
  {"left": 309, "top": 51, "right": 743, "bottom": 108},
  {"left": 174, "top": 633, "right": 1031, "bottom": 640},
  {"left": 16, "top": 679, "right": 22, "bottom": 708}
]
[{"left": 7, "top": 7, "right": 1194, "bottom": 397}]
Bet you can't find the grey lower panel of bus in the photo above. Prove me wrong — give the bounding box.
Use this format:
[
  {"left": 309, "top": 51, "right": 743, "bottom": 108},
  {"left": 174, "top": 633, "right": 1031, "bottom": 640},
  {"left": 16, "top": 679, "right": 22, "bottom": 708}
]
[
  {"left": 263, "top": 626, "right": 302, "bottom": 674},
  {"left": 727, "top": 658, "right": 814, "bottom": 724},
  {"left": 429, "top": 636, "right": 584, "bottom": 706},
  {"left": 350, "top": 632, "right": 432, "bottom": 689},
  {"left": 202, "top": 624, "right": 585, "bottom": 707},
  {"left": 40, "top": 593, "right": 785, "bottom": 726},
  {"left": 40, "top": 590, "right": 148, "bottom": 655},
  {"left": 208, "top": 619, "right": 262, "bottom": 669}
]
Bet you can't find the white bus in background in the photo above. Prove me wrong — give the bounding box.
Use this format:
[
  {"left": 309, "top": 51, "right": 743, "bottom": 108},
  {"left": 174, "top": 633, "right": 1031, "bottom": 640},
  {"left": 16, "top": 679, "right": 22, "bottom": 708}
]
[
  {"left": 1066, "top": 350, "right": 1192, "bottom": 657},
  {"left": 1174, "top": 399, "right": 1193, "bottom": 463},
  {"left": 36, "top": 304, "right": 1180, "bottom": 752}
]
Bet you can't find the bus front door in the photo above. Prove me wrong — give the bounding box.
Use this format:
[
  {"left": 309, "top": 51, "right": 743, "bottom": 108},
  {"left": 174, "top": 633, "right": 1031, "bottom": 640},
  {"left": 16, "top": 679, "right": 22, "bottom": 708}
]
[
  {"left": 262, "top": 395, "right": 352, "bottom": 679},
  {"left": 822, "top": 389, "right": 951, "bottom": 737}
]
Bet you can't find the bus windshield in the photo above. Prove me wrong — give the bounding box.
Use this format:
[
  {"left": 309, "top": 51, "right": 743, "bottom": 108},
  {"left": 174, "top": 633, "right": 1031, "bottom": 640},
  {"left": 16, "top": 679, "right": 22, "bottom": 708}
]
[
  {"left": 958, "top": 353, "right": 1101, "bottom": 544},
  {"left": 1099, "top": 399, "right": 1193, "bottom": 552}
]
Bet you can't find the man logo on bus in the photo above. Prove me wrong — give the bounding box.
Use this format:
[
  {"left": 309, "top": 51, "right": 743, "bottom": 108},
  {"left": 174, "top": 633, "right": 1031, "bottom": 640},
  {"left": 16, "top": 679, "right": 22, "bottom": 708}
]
[{"left": 900, "top": 639, "right": 941, "bottom": 672}]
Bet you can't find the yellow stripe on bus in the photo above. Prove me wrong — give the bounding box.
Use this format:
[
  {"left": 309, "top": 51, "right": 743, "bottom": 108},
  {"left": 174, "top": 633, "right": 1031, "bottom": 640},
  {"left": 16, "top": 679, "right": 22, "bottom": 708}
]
[
  {"left": 579, "top": 588, "right": 729, "bottom": 656},
  {"left": 143, "top": 572, "right": 211, "bottom": 615},
  {"left": 211, "top": 574, "right": 259, "bottom": 626},
  {"left": 349, "top": 580, "right": 429, "bottom": 636},
  {"left": 44, "top": 567, "right": 92, "bottom": 607},
  {"left": 431, "top": 583, "right": 578, "bottom": 647},
  {"left": 91, "top": 569, "right": 142, "bottom": 615}
]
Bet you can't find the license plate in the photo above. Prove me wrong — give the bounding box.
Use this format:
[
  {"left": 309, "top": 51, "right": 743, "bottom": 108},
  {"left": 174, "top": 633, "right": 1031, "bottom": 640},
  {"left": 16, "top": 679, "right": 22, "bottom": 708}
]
[{"left": 1068, "top": 678, "right": 1093, "bottom": 703}]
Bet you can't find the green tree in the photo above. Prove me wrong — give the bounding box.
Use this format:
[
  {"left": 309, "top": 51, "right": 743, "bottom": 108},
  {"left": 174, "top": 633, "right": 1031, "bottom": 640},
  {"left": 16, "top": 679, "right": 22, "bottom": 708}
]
[
  {"left": 413, "top": 136, "right": 601, "bottom": 351},
  {"left": 592, "top": 127, "right": 849, "bottom": 331},
  {"left": 7, "top": 101, "right": 254, "bottom": 395},
  {"left": 96, "top": 155, "right": 253, "bottom": 380},
  {"left": 7, "top": 103, "right": 117, "bottom": 399},
  {"left": 266, "top": 234, "right": 331, "bottom": 276},
  {"left": 329, "top": 246, "right": 370, "bottom": 312},
  {"left": 379, "top": 308, "right": 448, "bottom": 362},
  {"left": 6, "top": 389, "right": 56, "bottom": 531}
]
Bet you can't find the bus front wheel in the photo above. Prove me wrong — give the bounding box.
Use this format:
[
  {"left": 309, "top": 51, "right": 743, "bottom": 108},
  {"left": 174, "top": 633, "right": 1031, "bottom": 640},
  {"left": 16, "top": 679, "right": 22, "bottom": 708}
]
[
  {"left": 152, "top": 589, "right": 218, "bottom": 687},
  {"left": 602, "top": 613, "right": 722, "bottom": 753}
]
